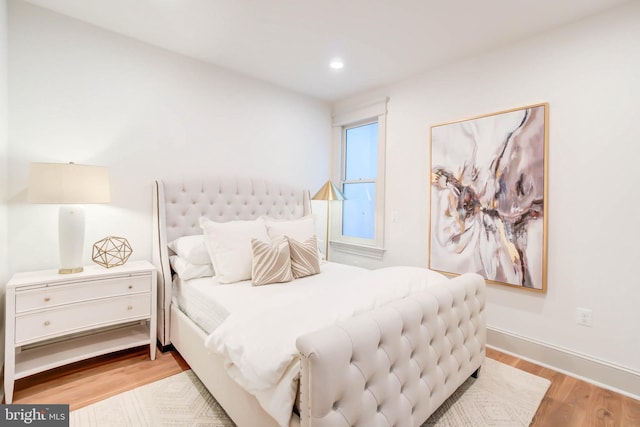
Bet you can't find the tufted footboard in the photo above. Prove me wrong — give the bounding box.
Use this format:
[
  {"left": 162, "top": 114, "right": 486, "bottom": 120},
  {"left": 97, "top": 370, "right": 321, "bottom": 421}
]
[{"left": 296, "top": 273, "right": 486, "bottom": 427}]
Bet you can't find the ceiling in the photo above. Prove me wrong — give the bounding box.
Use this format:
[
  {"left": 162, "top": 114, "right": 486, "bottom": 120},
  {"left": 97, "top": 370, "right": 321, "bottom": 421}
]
[{"left": 23, "top": 0, "right": 630, "bottom": 102}]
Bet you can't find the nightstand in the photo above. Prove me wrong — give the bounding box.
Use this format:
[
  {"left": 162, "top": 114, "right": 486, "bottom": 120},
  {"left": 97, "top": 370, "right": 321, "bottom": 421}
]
[{"left": 3, "top": 260, "right": 157, "bottom": 404}]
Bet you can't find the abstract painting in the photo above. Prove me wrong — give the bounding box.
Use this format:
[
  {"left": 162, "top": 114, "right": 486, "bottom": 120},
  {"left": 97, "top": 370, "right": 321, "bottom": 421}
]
[{"left": 429, "top": 103, "right": 548, "bottom": 292}]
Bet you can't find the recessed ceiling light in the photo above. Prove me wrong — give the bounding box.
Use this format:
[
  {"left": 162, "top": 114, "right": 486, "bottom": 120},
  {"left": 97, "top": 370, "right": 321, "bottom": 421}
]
[{"left": 329, "top": 59, "right": 344, "bottom": 69}]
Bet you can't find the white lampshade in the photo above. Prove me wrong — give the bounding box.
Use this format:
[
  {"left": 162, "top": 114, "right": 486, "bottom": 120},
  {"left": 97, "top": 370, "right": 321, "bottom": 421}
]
[
  {"left": 28, "top": 162, "right": 110, "bottom": 204},
  {"left": 28, "top": 162, "right": 111, "bottom": 274}
]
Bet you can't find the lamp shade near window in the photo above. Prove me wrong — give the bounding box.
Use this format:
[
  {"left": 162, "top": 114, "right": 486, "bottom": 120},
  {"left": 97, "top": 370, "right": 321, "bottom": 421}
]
[
  {"left": 312, "top": 180, "right": 345, "bottom": 261},
  {"left": 312, "top": 180, "right": 345, "bottom": 202},
  {"left": 28, "top": 162, "right": 111, "bottom": 274}
]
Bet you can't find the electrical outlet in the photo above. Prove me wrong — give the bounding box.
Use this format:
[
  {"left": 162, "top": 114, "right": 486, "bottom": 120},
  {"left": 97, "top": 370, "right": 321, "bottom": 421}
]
[{"left": 576, "top": 308, "right": 593, "bottom": 327}]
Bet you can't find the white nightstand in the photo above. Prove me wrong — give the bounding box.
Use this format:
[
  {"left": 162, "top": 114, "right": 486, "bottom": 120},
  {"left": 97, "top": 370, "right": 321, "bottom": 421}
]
[{"left": 3, "top": 260, "right": 157, "bottom": 404}]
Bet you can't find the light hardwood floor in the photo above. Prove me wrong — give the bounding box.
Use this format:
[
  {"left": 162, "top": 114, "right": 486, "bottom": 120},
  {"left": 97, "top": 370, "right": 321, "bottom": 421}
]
[{"left": 5, "top": 345, "right": 640, "bottom": 426}]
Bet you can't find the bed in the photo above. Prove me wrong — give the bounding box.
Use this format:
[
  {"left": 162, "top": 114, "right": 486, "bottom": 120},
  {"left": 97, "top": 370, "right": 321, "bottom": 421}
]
[{"left": 152, "top": 177, "right": 486, "bottom": 427}]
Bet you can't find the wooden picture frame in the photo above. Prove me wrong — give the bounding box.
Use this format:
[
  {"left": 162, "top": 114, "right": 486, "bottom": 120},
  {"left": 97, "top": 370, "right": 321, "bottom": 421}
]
[{"left": 429, "top": 103, "right": 548, "bottom": 292}]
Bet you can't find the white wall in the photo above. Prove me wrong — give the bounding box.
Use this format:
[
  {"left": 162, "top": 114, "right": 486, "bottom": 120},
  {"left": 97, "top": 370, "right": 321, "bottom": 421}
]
[
  {"left": 7, "top": 1, "right": 331, "bottom": 275},
  {"left": 0, "top": 0, "right": 8, "bottom": 396},
  {"left": 333, "top": 1, "right": 640, "bottom": 375}
]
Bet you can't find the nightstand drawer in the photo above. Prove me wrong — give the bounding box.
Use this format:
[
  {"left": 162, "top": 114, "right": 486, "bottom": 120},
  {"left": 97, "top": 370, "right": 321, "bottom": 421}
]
[
  {"left": 15, "top": 275, "right": 151, "bottom": 313},
  {"left": 15, "top": 293, "right": 151, "bottom": 344}
]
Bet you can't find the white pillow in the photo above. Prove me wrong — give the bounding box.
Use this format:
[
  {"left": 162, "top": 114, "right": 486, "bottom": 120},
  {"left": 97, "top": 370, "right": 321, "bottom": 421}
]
[
  {"left": 200, "top": 217, "right": 270, "bottom": 283},
  {"left": 168, "top": 235, "right": 210, "bottom": 265},
  {"left": 263, "top": 215, "right": 316, "bottom": 242},
  {"left": 169, "top": 255, "right": 215, "bottom": 280}
]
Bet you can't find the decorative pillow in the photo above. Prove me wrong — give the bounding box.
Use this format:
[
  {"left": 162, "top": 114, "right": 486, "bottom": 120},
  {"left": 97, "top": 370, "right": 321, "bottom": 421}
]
[
  {"left": 169, "top": 255, "right": 215, "bottom": 280},
  {"left": 200, "top": 217, "right": 270, "bottom": 283},
  {"left": 263, "top": 215, "right": 316, "bottom": 242},
  {"left": 168, "top": 235, "right": 211, "bottom": 265},
  {"left": 288, "top": 235, "right": 321, "bottom": 279},
  {"left": 250, "top": 237, "right": 294, "bottom": 286}
]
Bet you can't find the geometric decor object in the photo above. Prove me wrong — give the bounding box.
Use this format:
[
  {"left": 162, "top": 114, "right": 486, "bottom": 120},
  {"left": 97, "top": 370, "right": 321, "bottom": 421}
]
[{"left": 92, "top": 236, "right": 132, "bottom": 268}]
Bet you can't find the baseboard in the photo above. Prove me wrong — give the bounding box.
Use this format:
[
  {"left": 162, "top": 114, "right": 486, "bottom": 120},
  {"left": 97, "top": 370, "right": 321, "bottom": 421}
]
[{"left": 487, "top": 326, "right": 640, "bottom": 400}]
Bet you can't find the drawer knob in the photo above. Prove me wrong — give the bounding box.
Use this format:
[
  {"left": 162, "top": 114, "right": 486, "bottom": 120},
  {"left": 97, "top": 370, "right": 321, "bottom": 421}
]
[
  {"left": 44, "top": 321, "right": 50, "bottom": 326},
  {"left": 127, "top": 305, "right": 133, "bottom": 311},
  {"left": 44, "top": 297, "right": 51, "bottom": 302},
  {"left": 128, "top": 285, "right": 133, "bottom": 289}
]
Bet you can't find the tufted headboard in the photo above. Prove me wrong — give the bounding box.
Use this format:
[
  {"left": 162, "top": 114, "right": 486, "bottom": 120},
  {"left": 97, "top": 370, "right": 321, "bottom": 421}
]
[{"left": 152, "top": 177, "right": 311, "bottom": 347}]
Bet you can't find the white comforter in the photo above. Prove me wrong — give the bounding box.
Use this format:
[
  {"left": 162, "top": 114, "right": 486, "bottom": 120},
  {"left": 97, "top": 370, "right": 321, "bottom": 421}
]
[{"left": 204, "top": 265, "right": 448, "bottom": 427}]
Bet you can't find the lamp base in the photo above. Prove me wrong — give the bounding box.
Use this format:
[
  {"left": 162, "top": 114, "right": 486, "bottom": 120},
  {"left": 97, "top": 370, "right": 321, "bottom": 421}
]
[
  {"left": 58, "top": 267, "right": 84, "bottom": 274},
  {"left": 58, "top": 205, "right": 86, "bottom": 275}
]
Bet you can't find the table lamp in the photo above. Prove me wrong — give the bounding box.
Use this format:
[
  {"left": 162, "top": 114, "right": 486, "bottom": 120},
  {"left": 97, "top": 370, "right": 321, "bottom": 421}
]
[{"left": 28, "top": 162, "right": 111, "bottom": 274}]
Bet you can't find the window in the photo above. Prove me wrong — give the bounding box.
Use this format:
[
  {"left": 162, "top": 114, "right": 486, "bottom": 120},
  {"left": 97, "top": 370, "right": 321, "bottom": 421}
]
[
  {"left": 331, "top": 97, "right": 387, "bottom": 259},
  {"left": 342, "top": 122, "right": 378, "bottom": 239}
]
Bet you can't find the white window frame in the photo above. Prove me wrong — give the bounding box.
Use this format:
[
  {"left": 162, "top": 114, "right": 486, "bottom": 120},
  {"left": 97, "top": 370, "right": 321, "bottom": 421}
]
[{"left": 330, "top": 97, "right": 388, "bottom": 259}]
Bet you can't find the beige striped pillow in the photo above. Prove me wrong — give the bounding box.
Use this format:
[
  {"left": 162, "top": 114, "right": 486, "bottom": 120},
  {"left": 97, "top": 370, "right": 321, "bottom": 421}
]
[
  {"left": 288, "top": 235, "right": 321, "bottom": 279},
  {"left": 251, "top": 237, "right": 294, "bottom": 286}
]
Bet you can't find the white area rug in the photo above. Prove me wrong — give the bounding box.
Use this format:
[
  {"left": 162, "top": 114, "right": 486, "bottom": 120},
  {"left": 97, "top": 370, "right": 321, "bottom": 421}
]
[
  {"left": 423, "top": 358, "right": 550, "bottom": 426},
  {"left": 70, "top": 358, "right": 550, "bottom": 427}
]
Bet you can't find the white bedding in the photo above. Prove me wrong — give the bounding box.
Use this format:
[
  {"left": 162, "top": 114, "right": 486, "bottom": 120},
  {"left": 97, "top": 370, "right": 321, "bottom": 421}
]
[
  {"left": 173, "top": 262, "right": 367, "bottom": 333},
  {"left": 203, "top": 265, "right": 448, "bottom": 427}
]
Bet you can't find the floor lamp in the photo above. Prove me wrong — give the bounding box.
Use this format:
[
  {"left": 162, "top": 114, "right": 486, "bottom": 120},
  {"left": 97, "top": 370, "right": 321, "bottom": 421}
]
[
  {"left": 28, "top": 162, "right": 111, "bottom": 274},
  {"left": 311, "top": 180, "right": 345, "bottom": 261}
]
